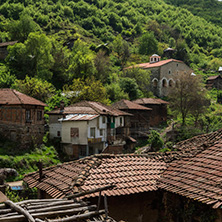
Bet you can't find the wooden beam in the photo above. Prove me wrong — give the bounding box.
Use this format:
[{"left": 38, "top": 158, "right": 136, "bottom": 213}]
[
  {"left": 4, "top": 200, "right": 35, "bottom": 222},
  {"left": 48, "top": 210, "right": 106, "bottom": 222},
  {"left": 66, "top": 185, "right": 115, "bottom": 199}
]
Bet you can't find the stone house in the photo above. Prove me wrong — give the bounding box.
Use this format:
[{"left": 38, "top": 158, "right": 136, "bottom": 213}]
[
  {"left": 47, "top": 101, "right": 131, "bottom": 158},
  {"left": 0, "top": 41, "right": 17, "bottom": 60},
  {"left": 133, "top": 98, "right": 169, "bottom": 127},
  {"left": 112, "top": 99, "right": 152, "bottom": 138},
  {"left": 126, "top": 54, "right": 193, "bottom": 97},
  {"left": 0, "top": 88, "right": 46, "bottom": 148}
]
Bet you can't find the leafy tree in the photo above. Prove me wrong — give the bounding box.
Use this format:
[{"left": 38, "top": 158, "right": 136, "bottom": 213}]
[
  {"left": 123, "top": 67, "right": 152, "bottom": 96},
  {"left": 138, "top": 32, "right": 158, "bottom": 55},
  {"left": 8, "top": 13, "right": 41, "bottom": 42},
  {"left": 7, "top": 33, "right": 54, "bottom": 80},
  {"left": 168, "top": 71, "right": 209, "bottom": 125},
  {"left": 119, "top": 77, "right": 143, "bottom": 100},
  {"left": 63, "top": 77, "right": 110, "bottom": 104},
  {"left": 112, "top": 35, "right": 130, "bottom": 68},
  {"left": 12, "top": 76, "right": 56, "bottom": 102},
  {"left": 0, "top": 64, "right": 16, "bottom": 88},
  {"left": 147, "top": 130, "right": 164, "bottom": 151},
  {"left": 67, "top": 39, "right": 96, "bottom": 80}
]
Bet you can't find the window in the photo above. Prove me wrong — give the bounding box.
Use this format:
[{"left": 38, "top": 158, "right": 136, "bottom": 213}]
[
  {"left": 120, "top": 117, "right": 123, "bottom": 125},
  {"left": 70, "top": 128, "right": 79, "bottom": 138},
  {"left": 162, "top": 79, "right": 167, "bottom": 87},
  {"left": 100, "top": 129, "right": 103, "bottom": 136},
  {"left": 102, "top": 116, "right": 106, "bottom": 124},
  {"left": 90, "top": 127, "right": 95, "bottom": 138},
  {"left": 57, "top": 131, "right": 61, "bottom": 137},
  {"left": 177, "top": 63, "right": 179, "bottom": 67},
  {"left": 168, "top": 70, "right": 171, "bottom": 74},
  {"left": 25, "top": 110, "right": 31, "bottom": 122},
  {"left": 169, "top": 80, "right": 174, "bottom": 87},
  {"left": 37, "top": 111, "right": 42, "bottom": 121},
  {"left": 153, "top": 79, "right": 158, "bottom": 88}
]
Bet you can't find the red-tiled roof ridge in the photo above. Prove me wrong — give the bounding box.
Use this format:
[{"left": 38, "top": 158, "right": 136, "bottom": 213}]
[
  {"left": 48, "top": 100, "right": 132, "bottom": 116},
  {"left": 125, "top": 59, "right": 183, "bottom": 69},
  {"left": 133, "top": 98, "right": 169, "bottom": 105},
  {"left": 0, "top": 88, "right": 46, "bottom": 106},
  {"left": 112, "top": 99, "right": 152, "bottom": 110},
  {"left": 24, "top": 154, "right": 166, "bottom": 199}
]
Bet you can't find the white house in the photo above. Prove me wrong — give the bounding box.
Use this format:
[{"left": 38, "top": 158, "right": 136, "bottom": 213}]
[{"left": 47, "top": 101, "right": 131, "bottom": 158}]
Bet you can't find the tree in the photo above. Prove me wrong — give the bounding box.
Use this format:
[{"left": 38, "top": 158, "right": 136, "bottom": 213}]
[
  {"left": 63, "top": 77, "right": 110, "bottom": 105},
  {"left": 12, "top": 76, "right": 56, "bottom": 102},
  {"left": 138, "top": 32, "right": 158, "bottom": 55},
  {"left": 7, "top": 33, "right": 54, "bottom": 80},
  {"left": 147, "top": 130, "right": 164, "bottom": 151},
  {"left": 168, "top": 71, "right": 209, "bottom": 125},
  {"left": 112, "top": 35, "right": 130, "bottom": 68},
  {"left": 0, "top": 64, "right": 16, "bottom": 88},
  {"left": 123, "top": 67, "right": 152, "bottom": 96},
  {"left": 67, "top": 39, "right": 96, "bottom": 80},
  {"left": 119, "top": 77, "right": 143, "bottom": 100}
]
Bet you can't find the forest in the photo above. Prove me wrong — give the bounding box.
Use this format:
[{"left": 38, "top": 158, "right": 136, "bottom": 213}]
[{"left": 0, "top": 0, "right": 222, "bottom": 132}]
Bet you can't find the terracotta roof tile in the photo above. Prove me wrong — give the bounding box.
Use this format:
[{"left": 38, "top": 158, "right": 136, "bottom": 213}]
[
  {"left": 24, "top": 154, "right": 166, "bottom": 198},
  {"left": 112, "top": 99, "right": 152, "bottom": 110},
  {"left": 125, "top": 59, "right": 183, "bottom": 69},
  {"left": 0, "top": 88, "right": 46, "bottom": 106},
  {"left": 48, "top": 100, "right": 131, "bottom": 116},
  {"left": 133, "top": 98, "right": 169, "bottom": 105}
]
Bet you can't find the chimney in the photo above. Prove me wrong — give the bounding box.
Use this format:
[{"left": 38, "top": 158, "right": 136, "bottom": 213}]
[{"left": 60, "top": 100, "right": 64, "bottom": 113}]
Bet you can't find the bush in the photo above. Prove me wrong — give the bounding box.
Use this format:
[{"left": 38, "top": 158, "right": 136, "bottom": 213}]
[{"left": 147, "top": 130, "right": 164, "bottom": 151}]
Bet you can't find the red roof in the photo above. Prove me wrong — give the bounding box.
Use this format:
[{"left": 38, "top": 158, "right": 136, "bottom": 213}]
[
  {"left": 0, "top": 88, "right": 46, "bottom": 106},
  {"left": 112, "top": 99, "right": 152, "bottom": 110},
  {"left": 126, "top": 59, "right": 183, "bottom": 69},
  {"left": 48, "top": 101, "right": 132, "bottom": 116},
  {"left": 158, "top": 141, "right": 222, "bottom": 209},
  {"left": 24, "top": 154, "right": 166, "bottom": 199},
  {"left": 133, "top": 98, "right": 169, "bottom": 105}
]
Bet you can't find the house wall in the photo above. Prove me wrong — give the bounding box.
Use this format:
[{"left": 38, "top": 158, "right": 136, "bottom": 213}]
[
  {"left": 88, "top": 191, "right": 162, "bottom": 222},
  {"left": 207, "top": 77, "right": 222, "bottom": 90},
  {"left": 0, "top": 105, "right": 45, "bottom": 147},
  {"left": 48, "top": 114, "right": 63, "bottom": 139},
  {"left": 61, "top": 120, "right": 88, "bottom": 145}
]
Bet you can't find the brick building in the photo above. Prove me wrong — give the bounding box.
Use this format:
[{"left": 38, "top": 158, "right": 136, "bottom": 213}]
[
  {"left": 0, "top": 88, "right": 46, "bottom": 148},
  {"left": 126, "top": 54, "right": 193, "bottom": 97},
  {"left": 112, "top": 99, "right": 152, "bottom": 138},
  {"left": 133, "top": 98, "right": 168, "bottom": 127}
]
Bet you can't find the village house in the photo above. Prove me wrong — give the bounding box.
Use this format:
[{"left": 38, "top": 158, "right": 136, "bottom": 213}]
[
  {"left": 24, "top": 153, "right": 166, "bottom": 222},
  {"left": 126, "top": 54, "right": 193, "bottom": 97},
  {"left": 0, "top": 41, "right": 17, "bottom": 60},
  {"left": 0, "top": 88, "right": 46, "bottom": 148},
  {"left": 206, "top": 74, "right": 222, "bottom": 90},
  {"left": 133, "top": 98, "right": 169, "bottom": 127},
  {"left": 47, "top": 101, "right": 131, "bottom": 158},
  {"left": 23, "top": 128, "right": 222, "bottom": 222},
  {"left": 111, "top": 99, "right": 152, "bottom": 138}
]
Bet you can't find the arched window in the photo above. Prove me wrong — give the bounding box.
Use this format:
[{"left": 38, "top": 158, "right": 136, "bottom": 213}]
[
  {"left": 162, "top": 79, "right": 167, "bottom": 87},
  {"left": 169, "top": 80, "right": 174, "bottom": 87},
  {"left": 153, "top": 79, "right": 158, "bottom": 88}
]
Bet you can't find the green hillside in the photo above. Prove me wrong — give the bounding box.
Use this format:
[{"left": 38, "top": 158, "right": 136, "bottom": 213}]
[
  {"left": 164, "top": 0, "right": 222, "bottom": 27},
  {"left": 0, "top": 0, "right": 222, "bottom": 102}
]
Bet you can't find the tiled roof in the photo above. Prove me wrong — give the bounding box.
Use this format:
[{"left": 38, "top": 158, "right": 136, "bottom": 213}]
[
  {"left": 133, "top": 98, "right": 169, "bottom": 105},
  {"left": 125, "top": 59, "right": 183, "bottom": 69},
  {"left": 48, "top": 101, "right": 131, "bottom": 116},
  {"left": 207, "top": 75, "right": 220, "bottom": 80},
  {"left": 24, "top": 154, "right": 166, "bottom": 199},
  {"left": 111, "top": 99, "right": 152, "bottom": 110},
  {"left": 158, "top": 141, "right": 222, "bottom": 209},
  {"left": 0, "top": 88, "right": 46, "bottom": 106}
]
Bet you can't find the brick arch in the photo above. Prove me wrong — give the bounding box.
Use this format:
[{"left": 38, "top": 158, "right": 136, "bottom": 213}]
[
  {"left": 152, "top": 78, "right": 158, "bottom": 87},
  {"left": 161, "top": 78, "right": 168, "bottom": 88}
]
